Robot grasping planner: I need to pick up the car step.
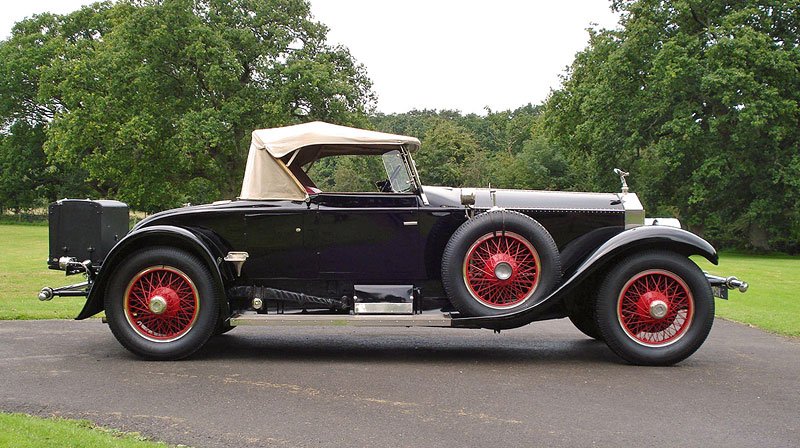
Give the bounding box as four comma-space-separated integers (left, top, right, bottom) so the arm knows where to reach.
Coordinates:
229, 312, 454, 328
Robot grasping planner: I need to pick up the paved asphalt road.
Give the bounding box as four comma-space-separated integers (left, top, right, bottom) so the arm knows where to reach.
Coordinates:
1, 318, 798, 447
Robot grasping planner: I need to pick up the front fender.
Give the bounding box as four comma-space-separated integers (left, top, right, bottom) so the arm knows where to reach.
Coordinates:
75, 225, 228, 320
453, 225, 718, 330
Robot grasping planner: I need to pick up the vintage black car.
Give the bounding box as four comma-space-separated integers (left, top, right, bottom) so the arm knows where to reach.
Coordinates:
40, 121, 748, 365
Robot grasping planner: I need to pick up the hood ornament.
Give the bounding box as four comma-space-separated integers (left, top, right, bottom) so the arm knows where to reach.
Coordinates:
614, 168, 630, 195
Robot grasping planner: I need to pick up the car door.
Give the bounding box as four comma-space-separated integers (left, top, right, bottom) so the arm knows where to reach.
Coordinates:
243, 201, 316, 280
309, 193, 423, 282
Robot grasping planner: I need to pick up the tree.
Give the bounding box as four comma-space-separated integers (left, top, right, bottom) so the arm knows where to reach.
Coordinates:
0, 9, 99, 211
460, 104, 542, 155
308, 155, 384, 192
0, 123, 46, 212
490, 136, 574, 191
415, 119, 488, 187
370, 105, 556, 191
544, 0, 800, 251
0, 0, 374, 212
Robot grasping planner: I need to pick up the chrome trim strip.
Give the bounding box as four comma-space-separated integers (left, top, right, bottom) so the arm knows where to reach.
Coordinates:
354, 302, 414, 314
472, 207, 622, 213
645, 218, 682, 228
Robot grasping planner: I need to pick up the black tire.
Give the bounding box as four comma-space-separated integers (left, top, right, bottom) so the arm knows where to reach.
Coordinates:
104, 247, 220, 360
213, 318, 235, 336
441, 210, 561, 317
566, 298, 603, 341
595, 250, 714, 366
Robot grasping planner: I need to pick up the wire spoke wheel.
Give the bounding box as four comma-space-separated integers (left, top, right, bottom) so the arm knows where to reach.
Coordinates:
124, 266, 199, 343
617, 269, 694, 347
463, 231, 541, 309
442, 210, 560, 318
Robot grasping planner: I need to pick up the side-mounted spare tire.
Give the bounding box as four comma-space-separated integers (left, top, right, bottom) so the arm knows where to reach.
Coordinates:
441, 210, 561, 317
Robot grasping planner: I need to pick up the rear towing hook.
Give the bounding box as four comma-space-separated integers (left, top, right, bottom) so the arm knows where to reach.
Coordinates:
704, 272, 749, 300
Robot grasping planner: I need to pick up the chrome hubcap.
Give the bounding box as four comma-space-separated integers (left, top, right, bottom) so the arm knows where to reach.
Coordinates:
649, 300, 668, 319
494, 262, 513, 281
149, 295, 168, 314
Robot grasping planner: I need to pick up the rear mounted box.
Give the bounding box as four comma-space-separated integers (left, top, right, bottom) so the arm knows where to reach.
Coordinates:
48, 199, 129, 270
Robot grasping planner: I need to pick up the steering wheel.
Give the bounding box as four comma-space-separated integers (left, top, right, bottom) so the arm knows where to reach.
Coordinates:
375, 164, 406, 192
375, 179, 392, 192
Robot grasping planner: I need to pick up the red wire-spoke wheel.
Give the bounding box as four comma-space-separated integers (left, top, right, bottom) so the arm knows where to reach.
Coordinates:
616, 269, 694, 347
123, 266, 200, 343
596, 251, 714, 366
442, 210, 560, 318
462, 231, 541, 309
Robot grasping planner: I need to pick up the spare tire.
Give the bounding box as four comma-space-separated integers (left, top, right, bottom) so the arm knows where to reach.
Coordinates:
441, 210, 561, 317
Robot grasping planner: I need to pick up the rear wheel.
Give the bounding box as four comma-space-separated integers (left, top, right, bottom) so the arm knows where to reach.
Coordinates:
441, 210, 561, 317
566, 299, 603, 341
595, 251, 714, 366
213, 317, 235, 336
105, 247, 219, 360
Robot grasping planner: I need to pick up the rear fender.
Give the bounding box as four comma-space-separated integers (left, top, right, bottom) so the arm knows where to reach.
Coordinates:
453, 226, 718, 330
76, 225, 230, 320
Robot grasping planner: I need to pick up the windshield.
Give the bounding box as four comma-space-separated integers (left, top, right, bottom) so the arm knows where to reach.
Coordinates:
382, 150, 414, 193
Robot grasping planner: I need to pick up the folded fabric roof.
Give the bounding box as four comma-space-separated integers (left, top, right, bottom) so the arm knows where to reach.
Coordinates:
240, 121, 420, 200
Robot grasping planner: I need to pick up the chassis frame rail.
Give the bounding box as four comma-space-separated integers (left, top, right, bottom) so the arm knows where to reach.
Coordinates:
230, 312, 457, 328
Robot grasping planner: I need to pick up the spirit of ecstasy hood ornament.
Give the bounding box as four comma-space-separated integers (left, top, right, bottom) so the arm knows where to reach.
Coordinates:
614, 168, 630, 195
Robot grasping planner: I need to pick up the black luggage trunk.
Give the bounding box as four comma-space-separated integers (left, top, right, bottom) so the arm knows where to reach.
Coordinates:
48, 199, 129, 270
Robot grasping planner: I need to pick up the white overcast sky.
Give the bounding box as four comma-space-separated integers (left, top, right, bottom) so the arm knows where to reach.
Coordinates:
1, 0, 620, 115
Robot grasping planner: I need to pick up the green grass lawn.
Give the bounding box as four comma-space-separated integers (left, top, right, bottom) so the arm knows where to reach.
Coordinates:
0, 413, 174, 448
693, 252, 800, 337
0, 224, 87, 319
0, 223, 797, 336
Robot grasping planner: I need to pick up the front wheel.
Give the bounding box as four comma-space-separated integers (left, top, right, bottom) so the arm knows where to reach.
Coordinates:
595, 250, 714, 366
104, 247, 220, 360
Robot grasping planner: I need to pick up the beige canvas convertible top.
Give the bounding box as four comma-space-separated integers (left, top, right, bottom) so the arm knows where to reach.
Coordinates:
240, 121, 421, 200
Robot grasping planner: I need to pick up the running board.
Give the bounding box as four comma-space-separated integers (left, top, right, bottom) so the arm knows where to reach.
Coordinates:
229, 312, 454, 328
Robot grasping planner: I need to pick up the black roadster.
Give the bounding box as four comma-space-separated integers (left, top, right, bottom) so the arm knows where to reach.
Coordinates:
40, 121, 747, 365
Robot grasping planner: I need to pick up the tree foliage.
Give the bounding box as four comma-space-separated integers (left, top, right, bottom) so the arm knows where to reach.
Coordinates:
414, 119, 486, 187
370, 106, 558, 190
1, 0, 797, 253
545, 0, 800, 251
309, 155, 384, 192
0, 0, 374, 212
